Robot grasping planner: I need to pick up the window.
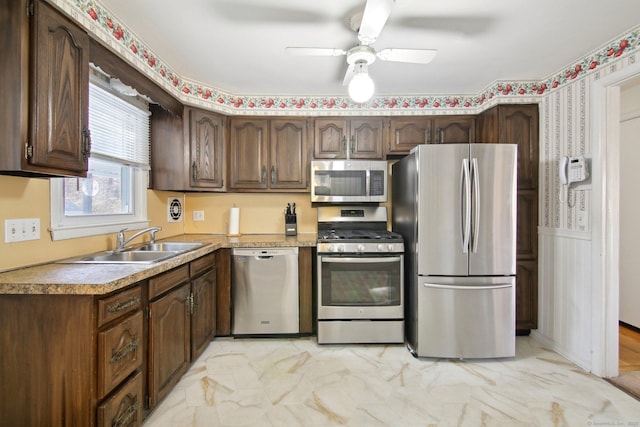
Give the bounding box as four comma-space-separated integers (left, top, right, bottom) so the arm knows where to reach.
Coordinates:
50, 77, 151, 240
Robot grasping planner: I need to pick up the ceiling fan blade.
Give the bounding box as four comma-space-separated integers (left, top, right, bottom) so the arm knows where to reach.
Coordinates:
377, 48, 437, 64
285, 47, 347, 57
342, 64, 356, 86
358, 0, 395, 45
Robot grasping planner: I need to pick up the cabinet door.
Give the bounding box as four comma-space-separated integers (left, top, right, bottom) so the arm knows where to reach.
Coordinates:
498, 105, 539, 190
148, 284, 191, 408
270, 119, 309, 189
216, 248, 232, 336
187, 108, 225, 189
386, 117, 432, 155
229, 119, 269, 189
191, 268, 216, 360
29, 0, 89, 175
433, 116, 475, 144
314, 118, 348, 158
516, 260, 538, 331
350, 118, 383, 159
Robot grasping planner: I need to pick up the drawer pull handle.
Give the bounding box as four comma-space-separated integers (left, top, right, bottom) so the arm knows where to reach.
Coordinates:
113, 401, 140, 427
107, 297, 140, 313
110, 338, 140, 364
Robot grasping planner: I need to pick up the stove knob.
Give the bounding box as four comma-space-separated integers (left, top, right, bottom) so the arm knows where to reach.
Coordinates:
377, 244, 384, 252
388, 244, 395, 252
337, 245, 345, 252
357, 244, 365, 252
328, 244, 335, 252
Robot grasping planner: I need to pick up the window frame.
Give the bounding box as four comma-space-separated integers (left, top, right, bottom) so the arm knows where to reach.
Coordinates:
49, 73, 151, 241
49, 168, 149, 241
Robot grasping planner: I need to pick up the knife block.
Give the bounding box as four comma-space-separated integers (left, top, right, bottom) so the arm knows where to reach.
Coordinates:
285, 213, 297, 236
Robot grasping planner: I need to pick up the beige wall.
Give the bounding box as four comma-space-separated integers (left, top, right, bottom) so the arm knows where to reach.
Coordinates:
0, 173, 326, 271
0, 170, 400, 271
0, 174, 183, 271
183, 193, 316, 235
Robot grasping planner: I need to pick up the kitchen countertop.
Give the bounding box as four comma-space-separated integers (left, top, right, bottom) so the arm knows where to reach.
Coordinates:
0, 233, 317, 296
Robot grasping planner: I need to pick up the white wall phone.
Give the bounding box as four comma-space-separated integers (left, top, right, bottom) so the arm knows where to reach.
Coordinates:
558, 155, 589, 204
559, 155, 589, 185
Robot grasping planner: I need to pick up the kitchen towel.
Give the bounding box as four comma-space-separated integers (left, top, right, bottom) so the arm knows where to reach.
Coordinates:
228, 207, 240, 236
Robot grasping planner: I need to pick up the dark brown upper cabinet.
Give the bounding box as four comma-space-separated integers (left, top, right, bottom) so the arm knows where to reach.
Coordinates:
229, 118, 309, 191
432, 116, 476, 144
1, 0, 90, 177
151, 106, 226, 191
313, 118, 383, 159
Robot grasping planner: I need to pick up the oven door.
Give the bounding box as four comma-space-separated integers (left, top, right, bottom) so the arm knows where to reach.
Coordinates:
317, 254, 404, 320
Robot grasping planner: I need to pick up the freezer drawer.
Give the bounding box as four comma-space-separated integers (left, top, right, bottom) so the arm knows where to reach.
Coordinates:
413, 276, 515, 358
232, 248, 299, 335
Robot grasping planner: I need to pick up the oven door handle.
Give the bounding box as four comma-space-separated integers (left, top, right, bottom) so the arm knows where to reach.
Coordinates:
320, 256, 402, 263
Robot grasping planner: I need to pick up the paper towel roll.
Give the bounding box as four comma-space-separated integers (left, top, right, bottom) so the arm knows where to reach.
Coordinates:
228, 207, 240, 236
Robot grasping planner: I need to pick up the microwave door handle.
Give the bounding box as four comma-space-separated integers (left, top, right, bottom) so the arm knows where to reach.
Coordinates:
366, 169, 370, 198
461, 158, 471, 253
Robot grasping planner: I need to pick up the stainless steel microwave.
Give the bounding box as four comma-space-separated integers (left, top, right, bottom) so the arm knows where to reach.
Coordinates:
310, 160, 388, 203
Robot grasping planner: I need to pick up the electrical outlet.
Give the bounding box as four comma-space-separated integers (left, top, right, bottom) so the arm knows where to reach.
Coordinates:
193, 210, 205, 221
577, 210, 587, 230
4, 218, 41, 243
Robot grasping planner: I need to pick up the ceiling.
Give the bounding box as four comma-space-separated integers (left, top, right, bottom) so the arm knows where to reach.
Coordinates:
98, 0, 640, 98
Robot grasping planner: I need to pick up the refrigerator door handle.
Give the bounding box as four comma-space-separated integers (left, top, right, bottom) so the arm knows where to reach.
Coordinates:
460, 158, 471, 253
471, 157, 480, 253
423, 283, 513, 291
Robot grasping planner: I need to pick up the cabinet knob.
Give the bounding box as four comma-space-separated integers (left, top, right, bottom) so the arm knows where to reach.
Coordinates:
271, 165, 276, 185
192, 161, 198, 181
261, 165, 266, 184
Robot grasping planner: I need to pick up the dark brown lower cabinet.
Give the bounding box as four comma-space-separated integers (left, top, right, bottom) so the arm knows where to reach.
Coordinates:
147, 253, 217, 409
190, 256, 217, 360
0, 251, 219, 426
148, 283, 191, 408
97, 371, 144, 427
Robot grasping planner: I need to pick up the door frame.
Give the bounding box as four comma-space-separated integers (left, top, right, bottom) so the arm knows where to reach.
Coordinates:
591, 59, 640, 377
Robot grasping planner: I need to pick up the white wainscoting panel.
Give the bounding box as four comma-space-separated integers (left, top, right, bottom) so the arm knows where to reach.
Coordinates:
533, 228, 593, 371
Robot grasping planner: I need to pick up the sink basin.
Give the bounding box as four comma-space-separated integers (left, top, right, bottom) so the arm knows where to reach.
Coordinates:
61, 250, 178, 264
136, 242, 204, 252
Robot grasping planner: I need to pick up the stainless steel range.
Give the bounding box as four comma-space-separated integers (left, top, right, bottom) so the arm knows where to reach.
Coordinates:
316, 205, 404, 344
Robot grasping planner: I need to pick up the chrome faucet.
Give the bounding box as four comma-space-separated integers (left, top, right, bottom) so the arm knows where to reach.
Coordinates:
115, 226, 162, 252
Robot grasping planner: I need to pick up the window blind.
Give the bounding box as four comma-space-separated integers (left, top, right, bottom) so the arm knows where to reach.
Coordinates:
88, 83, 150, 168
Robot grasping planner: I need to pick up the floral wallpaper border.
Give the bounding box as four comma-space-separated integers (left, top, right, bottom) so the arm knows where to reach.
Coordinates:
60, 0, 640, 115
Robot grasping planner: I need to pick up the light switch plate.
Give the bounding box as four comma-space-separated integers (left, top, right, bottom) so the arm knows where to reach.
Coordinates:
193, 210, 205, 221
4, 218, 41, 243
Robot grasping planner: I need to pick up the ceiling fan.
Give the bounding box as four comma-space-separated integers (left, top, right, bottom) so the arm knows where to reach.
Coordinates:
285, 0, 437, 103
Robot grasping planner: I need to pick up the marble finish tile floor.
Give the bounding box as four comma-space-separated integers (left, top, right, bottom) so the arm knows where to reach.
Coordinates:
143, 336, 640, 427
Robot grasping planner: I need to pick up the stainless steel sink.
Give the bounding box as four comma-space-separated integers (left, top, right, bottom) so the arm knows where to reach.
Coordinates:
57, 241, 205, 264
59, 250, 178, 264
135, 242, 204, 252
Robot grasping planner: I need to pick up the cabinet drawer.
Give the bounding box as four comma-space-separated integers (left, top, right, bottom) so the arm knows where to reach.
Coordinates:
190, 253, 215, 278
149, 264, 189, 300
97, 370, 143, 427
97, 286, 142, 327
98, 311, 143, 399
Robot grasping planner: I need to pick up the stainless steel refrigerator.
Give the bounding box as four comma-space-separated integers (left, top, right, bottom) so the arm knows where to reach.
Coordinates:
392, 143, 517, 358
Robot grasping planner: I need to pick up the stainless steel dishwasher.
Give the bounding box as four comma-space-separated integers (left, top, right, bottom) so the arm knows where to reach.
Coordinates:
232, 247, 299, 335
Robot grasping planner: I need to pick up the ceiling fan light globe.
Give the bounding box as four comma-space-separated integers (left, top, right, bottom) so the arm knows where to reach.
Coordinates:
348, 72, 375, 103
